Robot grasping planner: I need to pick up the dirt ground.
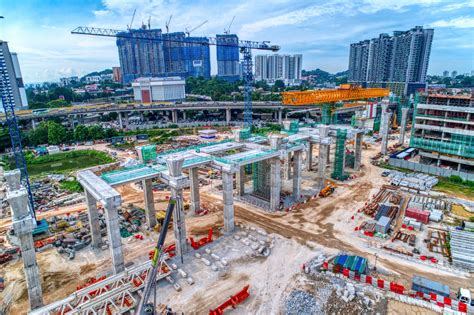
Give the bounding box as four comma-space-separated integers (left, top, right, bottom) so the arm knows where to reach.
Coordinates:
1, 135, 472, 314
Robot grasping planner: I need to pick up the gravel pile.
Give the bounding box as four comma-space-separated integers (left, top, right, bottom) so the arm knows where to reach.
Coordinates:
285, 290, 319, 315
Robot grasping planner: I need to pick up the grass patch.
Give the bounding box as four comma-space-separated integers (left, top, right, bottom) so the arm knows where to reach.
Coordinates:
59, 179, 83, 193
5, 150, 113, 177
433, 178, 474, 200
376, 161, 410, 173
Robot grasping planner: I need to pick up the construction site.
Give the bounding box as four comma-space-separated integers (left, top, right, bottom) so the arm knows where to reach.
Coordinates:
0, 15, 473, 315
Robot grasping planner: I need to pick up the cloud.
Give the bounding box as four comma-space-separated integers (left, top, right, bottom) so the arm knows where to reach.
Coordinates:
430, 16, 474, 28
441, 0, 474, 11
359, 0, 442, 13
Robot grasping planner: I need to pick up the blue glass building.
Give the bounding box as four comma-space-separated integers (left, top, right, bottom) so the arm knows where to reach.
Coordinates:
216, 34, 240, 82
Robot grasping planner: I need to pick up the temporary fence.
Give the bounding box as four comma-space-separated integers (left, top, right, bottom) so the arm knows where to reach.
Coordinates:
320, 262, 473, 314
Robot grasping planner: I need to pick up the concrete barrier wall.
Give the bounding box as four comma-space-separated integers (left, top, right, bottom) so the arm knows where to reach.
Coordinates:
388, 158, 474, 181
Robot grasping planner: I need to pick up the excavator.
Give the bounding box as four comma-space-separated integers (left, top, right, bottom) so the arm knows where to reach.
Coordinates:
319, 180, 337, 197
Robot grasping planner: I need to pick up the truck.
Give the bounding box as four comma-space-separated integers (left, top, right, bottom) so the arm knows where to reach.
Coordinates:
412, 276, 473, 306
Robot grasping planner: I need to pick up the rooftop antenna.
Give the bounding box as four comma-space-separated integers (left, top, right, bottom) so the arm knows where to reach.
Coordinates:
165, 15, 172, 33
224, 16, 235, 34
185, 20, 208, 37
127, 9, 136, 30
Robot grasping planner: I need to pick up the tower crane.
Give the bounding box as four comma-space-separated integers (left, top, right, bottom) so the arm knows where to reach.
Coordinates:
185, 20, 208, 37
0, 32, 36, 217
71, 26, 280, 127
224, 16, 235, 34
165, 15, 172, 33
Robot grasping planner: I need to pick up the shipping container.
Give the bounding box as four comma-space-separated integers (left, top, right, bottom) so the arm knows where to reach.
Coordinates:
405, 208, 430, 224
376, 216, 391, 234
412, 276, 450, 297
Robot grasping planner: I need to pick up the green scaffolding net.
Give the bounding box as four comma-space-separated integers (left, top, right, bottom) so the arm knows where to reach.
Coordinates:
141, 145, 157, 162
239, 128, 251, 140
410, 135, 474, 159
252, 160, 271, 201
322, 103, 332, 125
331, 129, 349, 181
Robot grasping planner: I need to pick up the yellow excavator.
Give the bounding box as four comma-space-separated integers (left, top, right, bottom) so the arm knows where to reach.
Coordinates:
319, 180, 337, 197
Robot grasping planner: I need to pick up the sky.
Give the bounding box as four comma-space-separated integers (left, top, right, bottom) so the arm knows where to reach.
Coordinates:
0, 0, 473, 83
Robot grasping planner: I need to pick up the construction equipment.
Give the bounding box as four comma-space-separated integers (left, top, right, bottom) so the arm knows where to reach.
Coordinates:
189, 228, 213, 250
224, 16, 236, 34
136, 199, 176, 314
282, 85, 389, 125
209, 285, 250, 315
0, 32, 36, 218
185, 20, 208, 37
165, 15, 172, 33
319, 180, 337, 197
71, 26, 279, 127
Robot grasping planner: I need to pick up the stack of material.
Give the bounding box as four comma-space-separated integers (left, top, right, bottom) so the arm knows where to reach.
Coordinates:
409, 195, 449, 211
450, 230, 474, 271
388, 171, 438, 191
429, 210, 443, 222
402, 218, 422, 230
405, 208, 430, 224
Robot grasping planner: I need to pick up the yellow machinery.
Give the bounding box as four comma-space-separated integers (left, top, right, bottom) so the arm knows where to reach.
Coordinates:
319, 180, 337, 197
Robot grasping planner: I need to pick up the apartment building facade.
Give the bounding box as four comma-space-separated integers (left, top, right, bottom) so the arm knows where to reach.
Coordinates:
216, 34, 240, 82
254, 54, 302, 86
348, 26, 434, 96
411, 93, 474, 173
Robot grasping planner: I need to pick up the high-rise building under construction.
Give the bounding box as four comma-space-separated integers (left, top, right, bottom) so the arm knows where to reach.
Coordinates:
117, 27, 210, 84
0, 40, 28, 109
348, 26, 434, 96
216, 34, 240, 82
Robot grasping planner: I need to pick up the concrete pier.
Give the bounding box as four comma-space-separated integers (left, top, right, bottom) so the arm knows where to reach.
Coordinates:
306, 142, 313, 171
172, 109, 178, 124
226, 108, 231, 125
104, 203, 125, 273
142, 178, 157, 228
285, 152, 292, 180
222, 171, 235, 232
399, 107, 409, 145
269, 135, 282, 211
189, 167, 200, 214
118, 112, 128, 130
317, 125, 331, 190
85, 190, 103, 248
235, 166, 245, 196
292, 150, 302, 200
6, 170, 43, 310
278, 108, 283, 125
381, 111, 392, 155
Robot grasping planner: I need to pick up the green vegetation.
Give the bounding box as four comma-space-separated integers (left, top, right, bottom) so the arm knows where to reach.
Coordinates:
5, 150, 113, 177
251, 123, 282, 135
59, 179, 84, 193
427, 74, 473, 88
434, 176, 474, 199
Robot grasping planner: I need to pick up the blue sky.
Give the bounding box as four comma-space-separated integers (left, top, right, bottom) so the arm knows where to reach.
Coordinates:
0, 0, 473, 83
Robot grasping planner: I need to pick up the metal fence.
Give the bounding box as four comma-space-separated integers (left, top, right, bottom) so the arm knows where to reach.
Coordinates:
388, 158, 474, 181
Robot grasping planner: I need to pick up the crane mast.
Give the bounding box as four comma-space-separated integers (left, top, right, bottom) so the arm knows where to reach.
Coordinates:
0, 46, 36, 218
71, 26, 280, 127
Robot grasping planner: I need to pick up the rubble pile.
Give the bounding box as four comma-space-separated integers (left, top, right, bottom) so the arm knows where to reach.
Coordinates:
285, 290, 319, 314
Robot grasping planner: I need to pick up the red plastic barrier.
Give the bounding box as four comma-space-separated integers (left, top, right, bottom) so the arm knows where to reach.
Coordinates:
322, 261, 328, 269
430, 293, 437, 301
377, 279, 384, 289
459, 302, 467, 313
436, 302, 444, 307
365, 275, 372, 285
416, 291, 424, 297
354, 274, 361, 282
444, 297, 452, 306
209, 285, 250, 315
342, 268, 350, 277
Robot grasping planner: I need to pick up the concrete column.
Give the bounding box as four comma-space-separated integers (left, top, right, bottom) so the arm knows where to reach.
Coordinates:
278, 108, 283, 125
166, 157, 187, 261
189, 167, 200, 214
306, 142, 313, 171
7, 185, 43, 310
270, 157, 281, 211
354, 132, 363, 171
381, 112, 392, 155
172, 109, 178, 124
68, 116, 75, 129
142, 178, 157, 228
183, 111, 187, 120
285, 152, 292, 180
317, 125, 330, 190
85, 190, 103, 249
104, 204, 125, 274
226, 108, 231, 125
31, 119, 38, 130
222, 171, 235, 233
118, 112, 123, 129
139, 111, 145, 122
235, 166, 245, 196
399, 107, 409, 145
292, 150, 302, 201
170, 186, 187, 260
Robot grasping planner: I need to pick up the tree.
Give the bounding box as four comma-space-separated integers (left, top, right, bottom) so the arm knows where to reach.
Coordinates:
27, 122, 49, 146
88, 125, 105, 140
47, 99, 70, 108
47, 121, 67, 145
74, 125, 90, 141
273, 80, 285, 91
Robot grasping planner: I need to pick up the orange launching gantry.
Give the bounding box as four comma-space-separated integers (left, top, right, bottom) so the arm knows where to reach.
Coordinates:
282, 84, 390, 106
281, 84, 389, 123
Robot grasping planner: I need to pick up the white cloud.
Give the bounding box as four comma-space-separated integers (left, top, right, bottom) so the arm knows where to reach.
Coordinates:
430, 16, 474, 28
441, 0, 474, 11
359, 0, 442, 13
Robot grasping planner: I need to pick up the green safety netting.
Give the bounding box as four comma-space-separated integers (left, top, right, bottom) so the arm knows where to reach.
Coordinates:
141, 145, 157, 162
410, 136, 474, 159
101, 164, 165, 185
155, 139, 233, 159
331, 129, 349, 180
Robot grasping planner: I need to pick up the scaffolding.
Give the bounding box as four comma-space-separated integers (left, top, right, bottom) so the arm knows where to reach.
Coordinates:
410, 135, 474, 159
141, 145, 157, 162
239, 128, 251, 140
322, 103, 332, 125
331, 129, 349, 180
351, 115, 356, 127
252, 160, 270, 201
